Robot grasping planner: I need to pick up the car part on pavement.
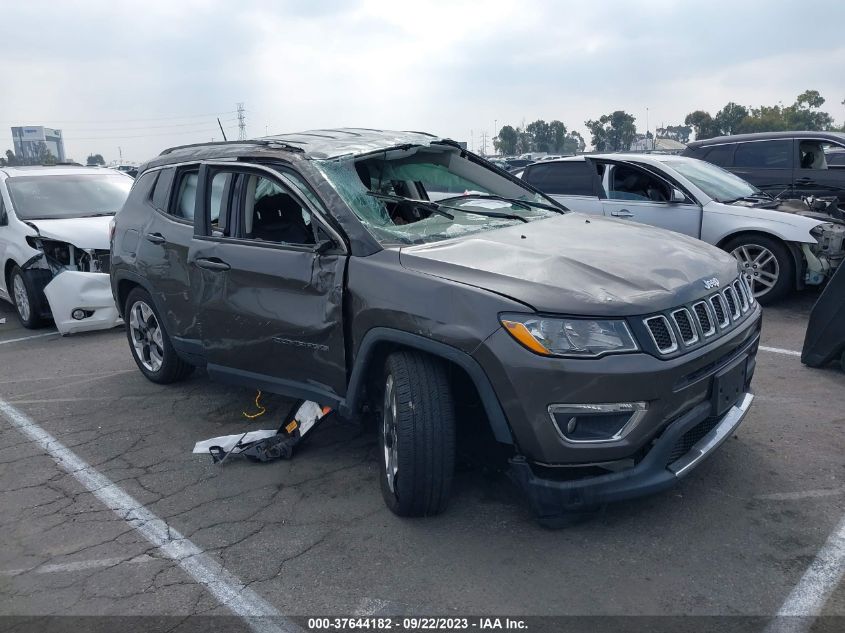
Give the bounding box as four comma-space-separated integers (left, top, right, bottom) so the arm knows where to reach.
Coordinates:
802, 258, 845, 370
192, 400, 332, 463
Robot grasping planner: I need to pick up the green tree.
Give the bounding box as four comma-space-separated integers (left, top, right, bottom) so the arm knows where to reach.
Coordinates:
493, 125, 518, 155
525, 120, 552, 152
783, 90, 834, 130
715, 102, 749, 135
585, 110, 637, 151
86, 153, 105, 166
563, 130, 585, 154
656, 125, 691, 143
684, 110, 720, 140
0, 149, 20, 166
548, 120, 568, 153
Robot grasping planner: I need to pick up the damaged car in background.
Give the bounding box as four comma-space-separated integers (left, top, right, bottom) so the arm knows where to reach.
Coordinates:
517, 155, 845, 303
0, 165, 132, 333
111, 129, 762, 525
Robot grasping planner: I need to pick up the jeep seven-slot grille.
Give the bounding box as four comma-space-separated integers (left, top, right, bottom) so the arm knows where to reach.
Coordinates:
640, 276, 756, 358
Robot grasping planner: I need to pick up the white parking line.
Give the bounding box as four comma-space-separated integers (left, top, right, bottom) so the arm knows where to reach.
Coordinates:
759, 345, 802, 357
0, 554, 154, 576
756, 488, 845, 501
0, 331, 59, 346
765, 512, 845, 633
0, 397, 300, 633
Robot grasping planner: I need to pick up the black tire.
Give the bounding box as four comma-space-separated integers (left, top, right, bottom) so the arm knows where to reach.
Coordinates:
124, 287, 194, 384
9, 265, 47, 329
723, 234, 794, 305
378, 351, 456, 517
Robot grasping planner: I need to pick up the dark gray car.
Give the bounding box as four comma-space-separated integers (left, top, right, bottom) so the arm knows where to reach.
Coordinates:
110, 129, 761, 524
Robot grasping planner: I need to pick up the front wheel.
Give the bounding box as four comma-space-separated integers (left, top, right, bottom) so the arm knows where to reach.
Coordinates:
724, 235, 793, 305
124, 287, 194, 384
379, 351, 456, 517
10, 266, 46, 329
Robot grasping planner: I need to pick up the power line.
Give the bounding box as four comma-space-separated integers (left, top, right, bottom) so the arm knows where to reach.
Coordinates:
58, 126, 238, 142
0, 110, 238, 125
57, 118, 239, 133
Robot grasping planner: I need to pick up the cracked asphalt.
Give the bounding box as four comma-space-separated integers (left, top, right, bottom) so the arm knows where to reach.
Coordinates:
0, 292, 842, 623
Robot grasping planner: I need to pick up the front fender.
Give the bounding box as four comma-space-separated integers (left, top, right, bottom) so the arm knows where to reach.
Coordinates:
702, 201, 821, 245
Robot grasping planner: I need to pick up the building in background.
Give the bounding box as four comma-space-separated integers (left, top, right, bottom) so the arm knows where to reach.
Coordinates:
11, 126, 66, 163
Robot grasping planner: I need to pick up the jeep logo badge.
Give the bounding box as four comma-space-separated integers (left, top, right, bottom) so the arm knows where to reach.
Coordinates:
703, 278, 720, 289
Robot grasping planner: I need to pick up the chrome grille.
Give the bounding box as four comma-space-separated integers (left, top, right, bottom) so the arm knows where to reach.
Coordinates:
723, 287, 740, 320
693, 301, 715, 337
644, 316, 678, 353
672, 308, 698, 345
641, 276, 757, 357
733, 280, 748, 312
710, 294, 728, 328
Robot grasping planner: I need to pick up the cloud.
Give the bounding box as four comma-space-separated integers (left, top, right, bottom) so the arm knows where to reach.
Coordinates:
0, 0, 843, 162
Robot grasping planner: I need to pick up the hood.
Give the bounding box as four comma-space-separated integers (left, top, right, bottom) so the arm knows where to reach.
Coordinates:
399, 214, 740, 316
27, 216, 112, 250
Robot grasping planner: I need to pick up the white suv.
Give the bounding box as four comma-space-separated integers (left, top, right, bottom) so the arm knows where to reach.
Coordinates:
0, 165, 132, 332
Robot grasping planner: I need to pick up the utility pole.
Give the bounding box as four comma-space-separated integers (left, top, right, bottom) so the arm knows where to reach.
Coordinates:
118, 146, 123, 163
237, 103, 247, 140
646, 107, 650, 150
480, 131, 488, 156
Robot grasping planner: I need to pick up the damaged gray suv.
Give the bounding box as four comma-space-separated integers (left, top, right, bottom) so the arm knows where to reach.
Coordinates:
111, 129, 762, 523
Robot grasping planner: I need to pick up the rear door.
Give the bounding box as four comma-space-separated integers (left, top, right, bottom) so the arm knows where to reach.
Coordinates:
795, 138, 845, 199
593, 159, 703, 238
189, 162, 348, 402
731, 139, 795, 198
134, 165, 200, 343
520, 161, 603, 214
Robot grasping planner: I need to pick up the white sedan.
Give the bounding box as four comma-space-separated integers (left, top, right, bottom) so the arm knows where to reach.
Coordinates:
516, 155, 845, 303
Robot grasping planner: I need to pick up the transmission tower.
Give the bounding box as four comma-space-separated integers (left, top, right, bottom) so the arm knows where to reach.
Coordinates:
236, 103, 246, 140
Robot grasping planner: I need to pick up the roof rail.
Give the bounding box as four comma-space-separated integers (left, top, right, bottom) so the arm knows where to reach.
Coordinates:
159, 139, 305, 156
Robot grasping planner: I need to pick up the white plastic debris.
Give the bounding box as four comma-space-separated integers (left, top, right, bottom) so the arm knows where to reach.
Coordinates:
43, 271, 122, 335
295, 400, 325, 435
192, 429, 277, 455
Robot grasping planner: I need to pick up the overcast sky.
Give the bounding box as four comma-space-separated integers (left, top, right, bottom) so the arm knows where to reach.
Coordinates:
1, 0, 843, 163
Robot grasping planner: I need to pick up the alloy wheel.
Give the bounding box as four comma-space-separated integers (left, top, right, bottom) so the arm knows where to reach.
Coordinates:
128, 300, 164, 372
382, 374, 399, 494
12, 274, 30, 322
731, 244, 780, 298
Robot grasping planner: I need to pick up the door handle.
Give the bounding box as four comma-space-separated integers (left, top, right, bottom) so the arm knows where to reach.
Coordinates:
195, 257, 231, 272
145, 232, 165, 244
610, 209, 633, 218
795, 177, 815, 185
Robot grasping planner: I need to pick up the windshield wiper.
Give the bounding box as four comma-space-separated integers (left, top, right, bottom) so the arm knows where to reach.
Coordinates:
438, 193, 566, 214
367, 191, 529, 223
722, 194, 772, 204
366, 192, 454, 220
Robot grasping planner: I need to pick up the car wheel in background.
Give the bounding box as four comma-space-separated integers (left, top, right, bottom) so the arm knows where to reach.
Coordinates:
124, 287, 194, 384
723, 234, 793, 305
379, 351, 456, 517
10, 265, 46, 329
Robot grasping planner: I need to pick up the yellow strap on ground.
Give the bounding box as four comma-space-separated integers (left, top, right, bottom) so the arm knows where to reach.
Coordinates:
242, 389, 267, 420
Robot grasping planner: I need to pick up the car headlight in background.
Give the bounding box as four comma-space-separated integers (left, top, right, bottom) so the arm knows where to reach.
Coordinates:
500, 314, 639, 357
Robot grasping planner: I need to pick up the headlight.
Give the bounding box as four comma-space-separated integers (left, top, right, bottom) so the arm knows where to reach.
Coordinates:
500, 313, 639, 358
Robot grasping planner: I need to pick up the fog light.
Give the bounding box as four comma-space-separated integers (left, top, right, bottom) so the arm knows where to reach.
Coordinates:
548, 402, 647, 444
71, 309, 87, 320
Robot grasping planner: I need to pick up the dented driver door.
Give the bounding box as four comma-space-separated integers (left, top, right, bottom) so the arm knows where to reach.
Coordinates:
189, 163, 348, 403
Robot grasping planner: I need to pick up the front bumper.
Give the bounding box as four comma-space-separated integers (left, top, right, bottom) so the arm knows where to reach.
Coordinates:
43, 272, 122, 335
509, 392, 754, 516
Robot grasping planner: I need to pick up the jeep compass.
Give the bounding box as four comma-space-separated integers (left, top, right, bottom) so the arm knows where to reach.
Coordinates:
110, 129, 761, 523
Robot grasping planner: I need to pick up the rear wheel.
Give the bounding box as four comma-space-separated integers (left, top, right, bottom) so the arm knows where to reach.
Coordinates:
379, 351, 456, 517
10, 266, 46, 329
724, 234, 793, 305
124, 287, 193, 384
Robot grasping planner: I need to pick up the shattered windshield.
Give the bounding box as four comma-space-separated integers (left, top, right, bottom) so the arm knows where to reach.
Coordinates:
660, 159, 763, 203
316, 145, 562, 245
7, 173, 133, 220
